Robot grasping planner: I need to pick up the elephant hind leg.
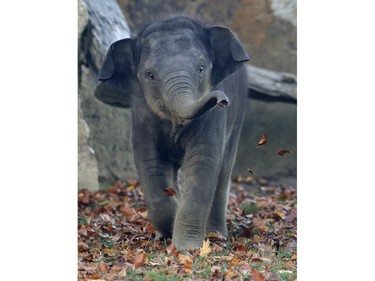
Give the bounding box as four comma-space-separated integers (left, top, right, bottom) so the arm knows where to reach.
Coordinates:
206, 132, 241, 237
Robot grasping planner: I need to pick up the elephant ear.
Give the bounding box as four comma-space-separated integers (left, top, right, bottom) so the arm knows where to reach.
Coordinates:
95, 38, 139, 108
207, 26, 250, 86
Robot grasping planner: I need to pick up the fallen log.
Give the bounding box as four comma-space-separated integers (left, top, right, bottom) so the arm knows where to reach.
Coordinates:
246, 64, 297, 104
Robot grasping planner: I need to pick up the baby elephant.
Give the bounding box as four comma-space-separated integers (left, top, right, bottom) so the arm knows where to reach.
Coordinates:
95, 16, 249, 249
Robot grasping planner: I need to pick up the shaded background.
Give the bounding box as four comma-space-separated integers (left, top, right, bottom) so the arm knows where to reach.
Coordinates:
78, 0, 297, 190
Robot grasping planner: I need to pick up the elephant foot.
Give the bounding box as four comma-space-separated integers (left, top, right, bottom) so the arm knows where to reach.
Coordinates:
206, 224, 228, 238
172, 235, 205, 250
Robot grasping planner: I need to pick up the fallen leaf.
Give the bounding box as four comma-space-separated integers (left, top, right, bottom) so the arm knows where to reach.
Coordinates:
178, 254, 193, 273
88, 273, 102, 280
163, 187, 177, 197
178, 254, 193, 265
276, 149, 292, 156
238, 261, 251, 275
199, 239, 212, 257
78, 240, 89, 251
225, 267, 240, 280
272, 211, 285, 221
145, 223, 156, 233
78, 191, 90, 204
253, 217, 267, 227
120, 205, 136, 218
232, 242, 247, 253
258, 133, 267, 145
211, 267, 223, 279
230, 256, 240, 266
133, 252, 148, 268
251, 258, 263, 264
206, 232, 226, 240
212, 243, 224, 252
251, 268, 265, 281
127, 178, 139, 187
98, 261, 108, 273
166, 243, 179, 256
118, 268, 127, 277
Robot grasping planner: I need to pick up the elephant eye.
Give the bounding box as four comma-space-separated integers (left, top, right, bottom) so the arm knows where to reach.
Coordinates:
198, 65, 205, 77
145, 70, 157, 85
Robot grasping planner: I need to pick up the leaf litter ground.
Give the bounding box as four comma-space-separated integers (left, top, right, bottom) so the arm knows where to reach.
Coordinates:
78, 177, 296, 280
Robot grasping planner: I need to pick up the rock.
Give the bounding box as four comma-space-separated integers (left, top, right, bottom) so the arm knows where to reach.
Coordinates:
78, 0, 137, 186
78, 0, 99, 191
270, 0, 297, 26
78, 100, 99, 191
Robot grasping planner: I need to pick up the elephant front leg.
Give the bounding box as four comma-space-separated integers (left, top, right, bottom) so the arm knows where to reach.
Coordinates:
136, 161, 178, 238
172, 156, 221, 249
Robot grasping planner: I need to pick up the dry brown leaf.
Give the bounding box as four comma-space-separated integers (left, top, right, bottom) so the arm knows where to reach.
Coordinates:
78, 241, 89, 251
88, 273, 102, 280
118, 268, 127, 277
127, 178, 139, 186
199, 239, 212, 257
134, 252, 148, 268
232, 242, 247, 253
98, 261, 108, 273
211, 267, 223, 279
163, 187, 177, 197
258, 133, 267, 145
178, 254, 193, 265
251, 258, 263, 264
230, 256, 240, 266
276, 149, 292, 156
238, 261, 251, 275
178, 253, 193, 273
166, 243, 179, 256
225, 267, 240, 280
78, 191, 90, 204
252, 217, 267, 227
120, 205, 135, 218
251, 268, 265, 281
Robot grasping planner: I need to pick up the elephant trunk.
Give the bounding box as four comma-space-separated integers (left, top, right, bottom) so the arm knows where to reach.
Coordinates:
164, 77, 229, 120
174, 90, 229, 120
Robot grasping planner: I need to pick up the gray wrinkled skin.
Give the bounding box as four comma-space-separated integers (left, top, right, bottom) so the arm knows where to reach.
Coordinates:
95, 16, 249, 250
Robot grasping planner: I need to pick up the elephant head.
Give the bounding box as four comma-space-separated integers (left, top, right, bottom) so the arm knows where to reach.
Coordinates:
95, 16, 249, 122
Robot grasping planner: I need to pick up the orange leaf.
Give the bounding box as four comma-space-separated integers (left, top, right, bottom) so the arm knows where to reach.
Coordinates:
163, 187, 177, 197
251, 268, 265, 281
120, 205, 136, 218
178, 253, 193, 273
232, 242, 247, 254
134, 252, 148, 268
88, 273, 102, 280
225, 268, 240, 280
258, 133, 267, 145
178, 254, 193, 265
276, 149, 292, 156
98, 261, 108, 273
166, 243, 179, 256
199, 239, 212, 257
